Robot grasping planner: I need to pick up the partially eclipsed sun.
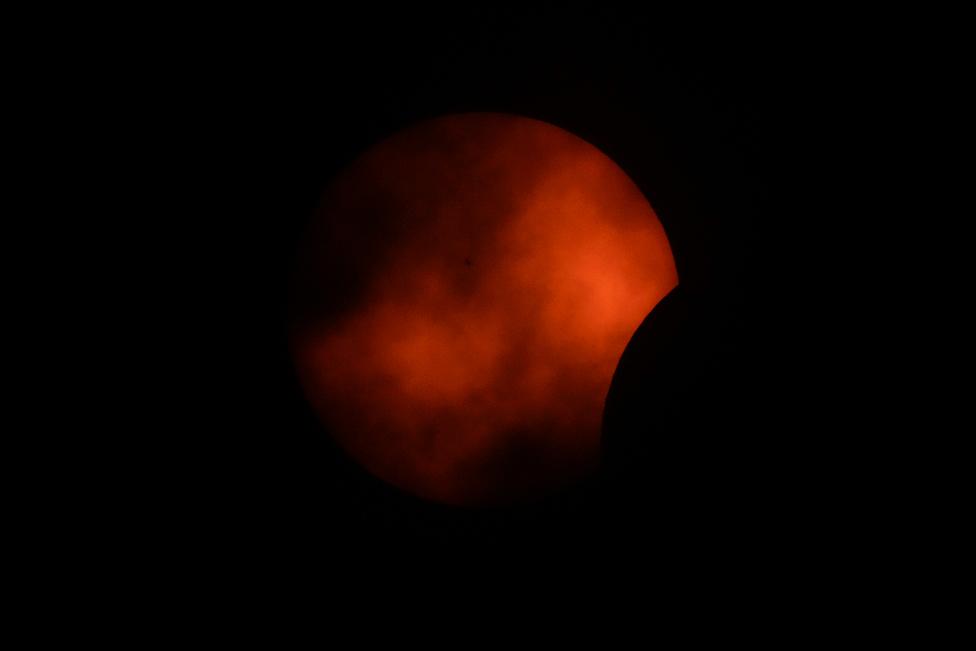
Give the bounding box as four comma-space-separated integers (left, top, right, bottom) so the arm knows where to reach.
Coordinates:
290, 113, 678, 506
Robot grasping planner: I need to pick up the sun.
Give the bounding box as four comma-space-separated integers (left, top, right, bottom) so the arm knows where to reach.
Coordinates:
290, 113, 677, 505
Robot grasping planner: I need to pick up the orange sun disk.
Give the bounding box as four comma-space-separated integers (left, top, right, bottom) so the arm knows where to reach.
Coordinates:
290, 113, 677, 506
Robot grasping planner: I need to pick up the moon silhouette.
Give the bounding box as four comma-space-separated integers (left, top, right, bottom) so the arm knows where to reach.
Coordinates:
290, 113, 678, 506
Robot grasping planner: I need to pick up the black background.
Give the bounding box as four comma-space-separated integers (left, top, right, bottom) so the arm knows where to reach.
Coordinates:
162, 5, 850, 580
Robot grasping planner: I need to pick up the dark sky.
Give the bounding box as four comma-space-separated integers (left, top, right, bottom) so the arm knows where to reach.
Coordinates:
157, 6, 865, 581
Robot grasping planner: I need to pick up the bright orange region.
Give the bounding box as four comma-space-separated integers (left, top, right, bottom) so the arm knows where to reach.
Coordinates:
290, 113, 678, 505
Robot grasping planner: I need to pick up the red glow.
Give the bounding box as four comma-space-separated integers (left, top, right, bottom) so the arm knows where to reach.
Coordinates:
290, 113, 677, 505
